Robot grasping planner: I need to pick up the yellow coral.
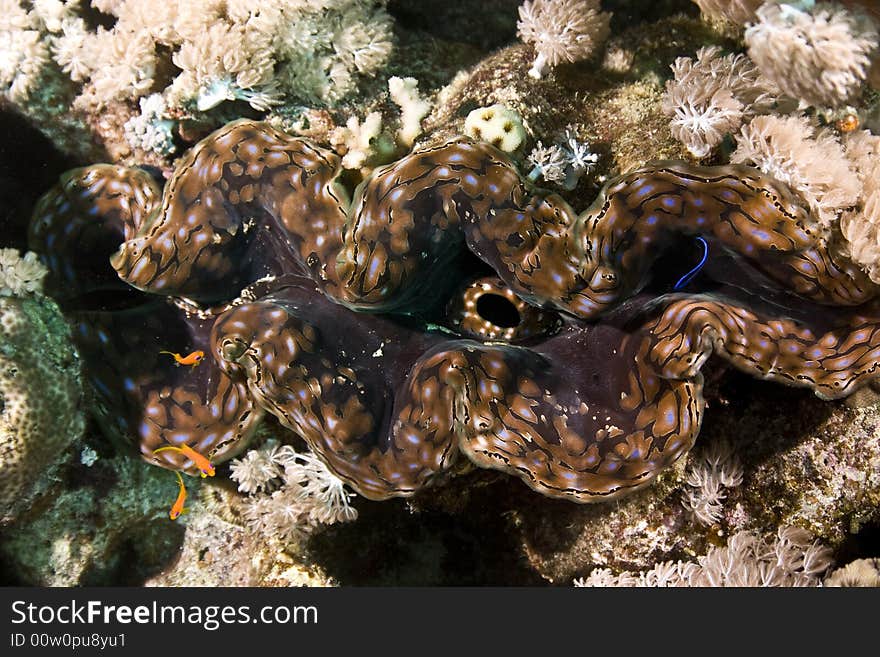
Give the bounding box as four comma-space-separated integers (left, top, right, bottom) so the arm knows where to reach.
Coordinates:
464, 104, 526, 152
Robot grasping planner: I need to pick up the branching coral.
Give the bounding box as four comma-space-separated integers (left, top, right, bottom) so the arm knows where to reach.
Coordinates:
516, 0, 611, 79
388, 76, 430, 148
29, 120, 880, 505
574, 526, 834, 586
838, 129, 880, 282
329, 111, 391, 170
681, 439, 743, 526
745, 1, 879, 108
0, 249, 48, 297
662, 46, 779, 158
2, 0, 395, 159
236, 440, 357, 541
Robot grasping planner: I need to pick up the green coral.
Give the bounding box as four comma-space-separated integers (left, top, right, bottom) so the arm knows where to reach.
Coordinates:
0, 454, 184, 585
0, 293, 83, 524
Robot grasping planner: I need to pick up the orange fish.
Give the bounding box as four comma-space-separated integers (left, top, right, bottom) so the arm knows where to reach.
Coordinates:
168, 471, 188, 520
153, 444, 215, 478
159, 349, 205, 368
835, 113, 860, 133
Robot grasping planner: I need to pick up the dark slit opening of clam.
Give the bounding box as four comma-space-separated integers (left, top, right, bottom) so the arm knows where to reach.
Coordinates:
448, 276, 560, 342
476, 293, 520, 328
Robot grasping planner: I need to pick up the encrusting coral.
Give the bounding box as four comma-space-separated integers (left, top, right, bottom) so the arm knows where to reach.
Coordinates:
0, 452, 183, 585
0, 277, 83, 524
28, 118, 880, 507
464, 104, 526, 153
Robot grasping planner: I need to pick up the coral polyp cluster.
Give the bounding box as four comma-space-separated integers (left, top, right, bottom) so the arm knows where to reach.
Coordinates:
28, 119, 880, 505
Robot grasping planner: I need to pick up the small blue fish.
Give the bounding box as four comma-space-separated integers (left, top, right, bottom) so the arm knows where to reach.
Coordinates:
674, 236, 709, 291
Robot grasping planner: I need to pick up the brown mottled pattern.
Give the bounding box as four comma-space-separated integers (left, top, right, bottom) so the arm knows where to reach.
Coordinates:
66, 304, 264, 476
29, 119, 880, 502
211, 276, 458, 498
29, 165, 161, 300
27, 160, 263, 476
335, 139, 527, 309
447, 334, 701, 501
110, 121, 874, 319
567, 164, 876, 316
211, 277, 701, 501
646, 296, 880, 400
112, 120, 349, 299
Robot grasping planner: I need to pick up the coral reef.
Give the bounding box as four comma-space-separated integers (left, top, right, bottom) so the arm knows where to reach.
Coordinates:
825, 557, 880, 586
681, 439, 743, 526
1, 0, 396, 161
0, 289, 83, 525
730, 114, 861, 232
526, 128, 598, 188
0, 453, 184, 585
661, 46, 778, 158
661, 3, 880, 285
0, 248, 47, 296
234, 440, 358, 540
493, 376, 880, 582
143, 489, 334, 587
838, 129, 880, 282
690, 0, 763, 26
